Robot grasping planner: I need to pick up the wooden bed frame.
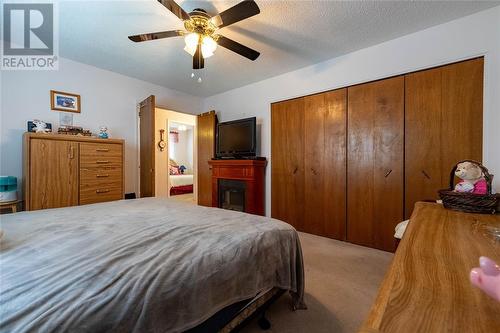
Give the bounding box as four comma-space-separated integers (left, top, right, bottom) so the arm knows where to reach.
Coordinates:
187, 288, 285, 332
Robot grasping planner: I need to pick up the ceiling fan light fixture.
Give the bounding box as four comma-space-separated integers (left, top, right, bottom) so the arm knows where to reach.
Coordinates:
129, 0, 261, 70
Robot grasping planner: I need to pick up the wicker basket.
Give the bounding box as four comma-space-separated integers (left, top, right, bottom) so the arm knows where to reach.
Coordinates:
438, 160, 499, 214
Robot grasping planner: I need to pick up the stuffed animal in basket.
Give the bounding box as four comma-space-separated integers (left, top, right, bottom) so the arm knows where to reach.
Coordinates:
470, 256, 500, 302
454, 161, 487, 195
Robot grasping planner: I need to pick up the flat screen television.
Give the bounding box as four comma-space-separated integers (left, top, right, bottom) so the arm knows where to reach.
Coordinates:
216, 117, 256, 158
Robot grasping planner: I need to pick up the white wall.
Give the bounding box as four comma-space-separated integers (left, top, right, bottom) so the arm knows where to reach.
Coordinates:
0, 57, 202, 195
204, 6, 500, 217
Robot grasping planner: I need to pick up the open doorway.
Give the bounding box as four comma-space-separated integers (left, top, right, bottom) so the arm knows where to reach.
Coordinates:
139, 96, 214, 204
168, 121, 195, 203
153, 107, 197, 203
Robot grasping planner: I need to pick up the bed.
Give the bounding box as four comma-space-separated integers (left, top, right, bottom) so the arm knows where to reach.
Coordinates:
0, 198, 305, 332
170, 174, 194, 195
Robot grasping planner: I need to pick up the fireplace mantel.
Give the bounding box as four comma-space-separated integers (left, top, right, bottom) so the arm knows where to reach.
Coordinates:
208, 159, 267, 216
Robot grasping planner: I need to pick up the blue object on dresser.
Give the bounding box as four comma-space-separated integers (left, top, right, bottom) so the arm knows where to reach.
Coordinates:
0, 176, 18, 202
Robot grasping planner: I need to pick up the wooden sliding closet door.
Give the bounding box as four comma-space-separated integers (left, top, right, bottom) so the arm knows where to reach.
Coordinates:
441, 58, 484, 189
271, 98, 305, 231
303, 89, 347, 239
404, 67, 442, 218
405, 58, 483, 218
347, 77, 404, 252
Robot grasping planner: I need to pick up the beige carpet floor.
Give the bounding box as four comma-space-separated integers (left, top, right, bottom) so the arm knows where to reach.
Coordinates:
241, 232, 393, 333
170, 193, 195, 204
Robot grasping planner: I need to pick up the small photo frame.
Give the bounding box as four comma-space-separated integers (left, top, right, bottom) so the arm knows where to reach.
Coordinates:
27, 121, 52, 132
59, 112, 74, 126
51, 90, 81, 113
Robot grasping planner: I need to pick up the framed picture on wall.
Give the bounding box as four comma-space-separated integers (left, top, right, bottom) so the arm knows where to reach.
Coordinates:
50, 90, 81, 113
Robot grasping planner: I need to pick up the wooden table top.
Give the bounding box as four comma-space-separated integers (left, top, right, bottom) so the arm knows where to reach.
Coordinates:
0, 200, 22, 206
360, 202, 500, 333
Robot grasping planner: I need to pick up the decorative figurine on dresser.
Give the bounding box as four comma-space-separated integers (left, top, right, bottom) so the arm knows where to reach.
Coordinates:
23, 132, 125, 210
98, 126, 109, 139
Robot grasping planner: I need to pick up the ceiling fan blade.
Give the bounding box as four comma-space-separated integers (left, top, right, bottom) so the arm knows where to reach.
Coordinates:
210, 0, 260, 29
216, 35, 260, 61
158, 0, 190, 21
128, 30, 183, 42
193, 43, 204, 69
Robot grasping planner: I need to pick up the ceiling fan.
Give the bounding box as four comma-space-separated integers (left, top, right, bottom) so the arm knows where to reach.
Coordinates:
128, 0, 261, 70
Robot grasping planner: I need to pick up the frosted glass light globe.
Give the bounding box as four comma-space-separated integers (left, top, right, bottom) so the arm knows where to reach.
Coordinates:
201, 35, 217, 58
183, 33, 217, 59
184, 33, 199, 56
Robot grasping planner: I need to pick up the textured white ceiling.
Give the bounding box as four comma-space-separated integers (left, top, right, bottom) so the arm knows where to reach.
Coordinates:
59, 1, 499, 97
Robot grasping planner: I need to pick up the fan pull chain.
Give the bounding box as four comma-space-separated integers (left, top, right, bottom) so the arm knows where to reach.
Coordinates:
190, 70, 203, 83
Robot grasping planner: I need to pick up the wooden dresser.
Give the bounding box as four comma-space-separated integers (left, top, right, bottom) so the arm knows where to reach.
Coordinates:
23, 133, 125, 211
360, 202, 500, 333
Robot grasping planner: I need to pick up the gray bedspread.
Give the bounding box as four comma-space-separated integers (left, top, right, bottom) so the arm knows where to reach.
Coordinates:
0, 198, 305, 333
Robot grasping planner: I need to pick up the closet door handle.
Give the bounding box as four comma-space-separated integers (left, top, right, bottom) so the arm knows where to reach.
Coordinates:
384, 169, 393, 178
421, 170, 431, 179
311, 168, 317, 175
293, 167, 298, 175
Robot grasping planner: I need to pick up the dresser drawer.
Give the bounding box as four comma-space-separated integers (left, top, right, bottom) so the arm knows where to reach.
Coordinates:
80, 167, 122, 185
80, 157, 122, 168
80, 183, 123, 205
80, 143, 123, 168
80, 142, 122, 157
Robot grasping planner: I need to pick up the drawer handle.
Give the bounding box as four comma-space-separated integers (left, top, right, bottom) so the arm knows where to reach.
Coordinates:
96, 160, 110, 164
96, 148, 110, 152
96, 174, 109, 178
384, 169, 393, 178
96, 189, 110, 194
